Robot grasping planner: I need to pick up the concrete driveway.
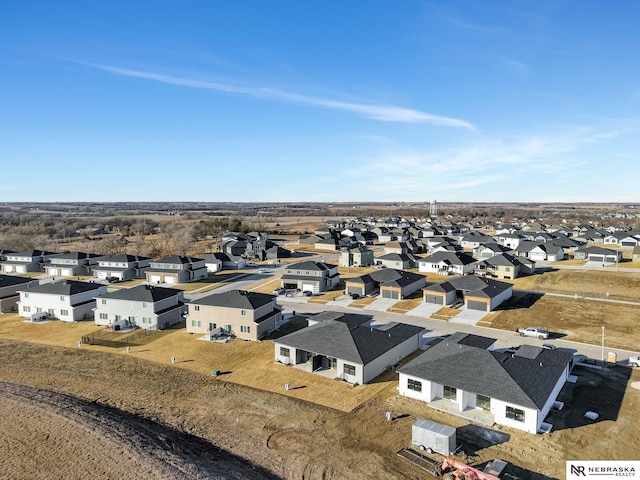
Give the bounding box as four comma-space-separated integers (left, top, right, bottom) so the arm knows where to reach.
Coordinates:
449, 308, 487, 325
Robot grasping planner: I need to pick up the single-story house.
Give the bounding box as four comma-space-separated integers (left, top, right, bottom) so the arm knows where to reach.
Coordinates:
186, 289, 281, 341
474, 243, 513, 259
345, 268, 426, 299
92, 254, 152, 281
280, 261, 340, 293
460, 233, 495, 250
515, 241, 564, 262
0, 274, 39, 312
603, 232, 640, 247
573, 246, 622, 264
94, 284, 186, 330
422, 276, 513, 312
145, 255, 208, 284
275, 312, 423, 384
397, 332, 574, 434
18, 280, 107, 322
418, 251, 477, 276
375, 252, 418, 270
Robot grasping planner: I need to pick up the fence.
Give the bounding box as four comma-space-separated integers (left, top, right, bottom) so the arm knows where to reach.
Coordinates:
81, 327, 155, 348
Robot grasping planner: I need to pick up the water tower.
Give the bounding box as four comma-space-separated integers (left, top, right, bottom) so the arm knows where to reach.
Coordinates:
429, 200, 437, 218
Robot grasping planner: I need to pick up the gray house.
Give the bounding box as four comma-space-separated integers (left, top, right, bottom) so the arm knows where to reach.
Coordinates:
145, 256, 208, 284
423, 276, 513, 312
280, 261, 340, 293
45, 251, 105, 277
274, 312, 423, 385
94, 284, 186, 330
345, 268, 426, 299
375, 252, 418, 270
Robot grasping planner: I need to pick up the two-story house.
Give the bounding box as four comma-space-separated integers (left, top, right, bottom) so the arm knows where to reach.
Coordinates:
186, 289, 281, 341
92, 254, 153, 281
280, 261, 339, 293
145, 255, 208, 284
0, 274, 39, 313
94, 284, 186, 330
1, 249, 57, 273
45, 251, 105, 277
17, 280, 107, 322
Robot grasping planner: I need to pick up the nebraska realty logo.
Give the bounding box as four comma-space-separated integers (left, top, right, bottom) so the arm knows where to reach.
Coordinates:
568, 461, 640, 478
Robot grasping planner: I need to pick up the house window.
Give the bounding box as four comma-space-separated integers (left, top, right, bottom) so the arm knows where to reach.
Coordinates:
191, 320, 201, 328
101, 299, 106, 305
280, 347, 290, 357
48, 309, 54, 316
443, 385, 457, 400
128, 316, 135, 323
194, 305, 200, 311
115, 315, 121, 321
142, 317, 152, 324
240, 309, 246, 316
36, 307, 42, 313
23, 306, 31, 313
506, 406, 525, 423
142, 303, 147, 308
24, 293, 29, 298
99, 313, 108, 320
60, 295, 65, 301
477, 394, 491, 411
60, 309, 69, 316
343, 364, 356, 377
240, 325, 250, 333
223, 324, 232, 333
505, 267, 511, 272
407, 378, 422, 392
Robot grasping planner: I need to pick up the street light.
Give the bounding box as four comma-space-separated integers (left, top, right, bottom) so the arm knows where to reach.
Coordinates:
601, 325, 605, 363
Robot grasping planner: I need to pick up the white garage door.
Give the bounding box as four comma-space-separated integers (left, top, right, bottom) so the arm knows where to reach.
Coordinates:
61, 268, 73, 276
165, 277, 176, 284
149, 275, 161, 283
302, 283, 315, 293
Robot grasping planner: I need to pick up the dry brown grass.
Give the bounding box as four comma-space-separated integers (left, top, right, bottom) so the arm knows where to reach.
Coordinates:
388, 297, 423, 313
348, 296, 377, 308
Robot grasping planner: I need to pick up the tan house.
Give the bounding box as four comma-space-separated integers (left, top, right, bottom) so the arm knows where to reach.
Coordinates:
186, 289, 281, 341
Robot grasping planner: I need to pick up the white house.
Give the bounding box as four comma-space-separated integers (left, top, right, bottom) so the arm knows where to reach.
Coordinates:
145, 256, 208, 284
45, 251, 105, 277
1, 249, 57, 273
274, 312, 423, 385
92, 254, 152, 281
397, 332, 574, 434
17, 280, 107, 322
94, 284, 186, 330
418, 251, 477, 276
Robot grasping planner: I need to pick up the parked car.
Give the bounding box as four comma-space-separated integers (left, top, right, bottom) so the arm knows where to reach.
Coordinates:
302, 290, 313, 296
273, 287, 286, 295
516, 326, 550, 339
542, 343, 557, 350
350, 293, 360, 299
629, 356, 640, 367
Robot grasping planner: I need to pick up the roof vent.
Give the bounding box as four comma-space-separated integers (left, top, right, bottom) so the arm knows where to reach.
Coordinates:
540, 362, 543, 367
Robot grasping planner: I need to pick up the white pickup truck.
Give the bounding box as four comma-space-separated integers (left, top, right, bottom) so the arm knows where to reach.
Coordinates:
629, 356, 640, 367
516, 326, 550, 339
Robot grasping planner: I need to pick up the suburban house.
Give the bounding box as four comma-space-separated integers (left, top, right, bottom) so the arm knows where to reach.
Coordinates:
92, 254, 153, 281
475, 253, 535, 280
0, 274, 39, 313
603, 232, 640, 247
494, 233, 524, 250
274, 312, 423, 385
423, 276, 513, 312
94, 284, 186, 330
17, 280, 107, 322
203, 252, 246, 270
375, 252, 418, 270
280, 260, 340, 293
145, 255, 208, 284
418, 251, 477, 276
0, 249, 16, 261
1, 249, 57, 273
473, 243, 513, 259
515, 241, 565, 262
45, 251, 105, 277
573, 246, 622, 264
339, 246, 375, 267
397, 332, 574, 434
345, 268, 426, 299
185, 289, 281, 341
460, 233, 495, 250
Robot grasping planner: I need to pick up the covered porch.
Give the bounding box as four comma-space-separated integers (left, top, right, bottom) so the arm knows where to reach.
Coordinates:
427, 397, 495, 427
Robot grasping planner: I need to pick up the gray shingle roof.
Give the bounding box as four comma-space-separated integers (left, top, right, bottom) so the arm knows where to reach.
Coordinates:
100, 284, 183, 302
0, 274, 36, 288
421, 251, 476, 266
19, 280, 104, 295
278, 313, 423, 365
191, 289, 275, 310
398, 332, 573, 410
423, 276, 511, 299
104, 254, 151, 262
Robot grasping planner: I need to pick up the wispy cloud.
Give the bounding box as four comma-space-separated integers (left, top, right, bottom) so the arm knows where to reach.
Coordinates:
79, 62, 475, 129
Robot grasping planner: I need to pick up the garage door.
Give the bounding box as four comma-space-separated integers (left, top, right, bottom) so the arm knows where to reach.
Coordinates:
622, 241, 636, 246
589, 255, 604, 262
165, 277, 176, 284
347, 286, 364, 296
302, 283, 315, 293
382, 290, 399, 299
425, 295, 443, 304
467, 300, 488, 311
149, 275, 161, 283
61, 268, 73, 276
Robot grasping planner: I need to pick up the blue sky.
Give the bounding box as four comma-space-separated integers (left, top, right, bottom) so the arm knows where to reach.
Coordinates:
1, 1, 639, 203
